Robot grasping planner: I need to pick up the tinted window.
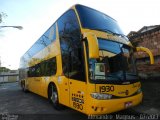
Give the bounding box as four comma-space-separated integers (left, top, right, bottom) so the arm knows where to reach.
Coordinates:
44, 58, 57, 76
48, 25, 56, 42
92, 38, 138, 81
76, 5, 124, 35
19, 68, 28, 80
28, 57, 57, 77
24, 24, 56, 59
98, 39, 121, 54
35, 64, 41, 77
58, 10, 85, 81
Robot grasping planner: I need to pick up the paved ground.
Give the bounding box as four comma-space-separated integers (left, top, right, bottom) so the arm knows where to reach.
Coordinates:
0, 81, 159, 120
0, 82, 86, 120
133, 79, 160, 115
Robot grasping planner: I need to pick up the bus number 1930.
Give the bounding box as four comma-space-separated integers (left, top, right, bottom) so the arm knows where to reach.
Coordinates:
73, 102, 83, 110
100, 86, 114, 93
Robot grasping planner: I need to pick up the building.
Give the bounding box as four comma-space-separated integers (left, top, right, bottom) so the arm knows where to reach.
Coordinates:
0, 70, 19, 83
128, 25, 160, 73
0, 57, 1, 67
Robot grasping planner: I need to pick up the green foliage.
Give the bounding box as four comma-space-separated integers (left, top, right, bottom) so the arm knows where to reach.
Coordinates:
0, 67, 10, 73
0, 12, 7, 23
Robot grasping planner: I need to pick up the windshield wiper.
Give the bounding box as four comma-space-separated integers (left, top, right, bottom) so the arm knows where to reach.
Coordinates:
107, 74, 122, 80
125, 73, 138, 76
125, 73, 138, 80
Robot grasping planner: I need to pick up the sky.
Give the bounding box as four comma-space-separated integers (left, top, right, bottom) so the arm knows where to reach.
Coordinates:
0, 0, 160, 70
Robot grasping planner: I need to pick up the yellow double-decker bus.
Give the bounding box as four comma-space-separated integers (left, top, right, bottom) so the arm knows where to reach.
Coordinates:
19, 4, 154, 115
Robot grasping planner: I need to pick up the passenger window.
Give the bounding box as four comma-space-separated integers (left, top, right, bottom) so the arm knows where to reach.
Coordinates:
27, 57, 57, 77
48, 24, 56, 42
35, 64, 41, 77
25, 24, 56, 59
45, 57, 57, 76
58, 10, 85, 81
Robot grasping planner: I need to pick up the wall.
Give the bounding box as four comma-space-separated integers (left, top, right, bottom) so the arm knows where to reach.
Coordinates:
0, 70, 19, 83
129, 27, 160, 73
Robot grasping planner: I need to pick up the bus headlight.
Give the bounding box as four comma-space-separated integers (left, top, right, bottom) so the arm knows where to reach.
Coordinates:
137, 88, 142, 94
90, 93, 112, 100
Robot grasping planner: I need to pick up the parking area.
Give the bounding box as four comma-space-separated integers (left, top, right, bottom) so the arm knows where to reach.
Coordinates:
0, 82, 159, 120
0, 82, 87, 120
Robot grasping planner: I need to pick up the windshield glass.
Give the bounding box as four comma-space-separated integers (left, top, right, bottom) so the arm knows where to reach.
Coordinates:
89, 38, 138, 83
76, 5, 124, 35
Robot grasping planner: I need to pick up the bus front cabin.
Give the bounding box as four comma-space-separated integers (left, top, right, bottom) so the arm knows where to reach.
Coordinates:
19, 4, 154, 115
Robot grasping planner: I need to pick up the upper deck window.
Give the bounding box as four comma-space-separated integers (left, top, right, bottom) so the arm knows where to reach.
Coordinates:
76, 5, 124, 35
57, 10, 85, 81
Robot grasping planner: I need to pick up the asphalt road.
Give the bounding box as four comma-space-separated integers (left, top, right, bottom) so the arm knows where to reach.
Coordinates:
0, 82, 159, 120
0, 82, 87, 120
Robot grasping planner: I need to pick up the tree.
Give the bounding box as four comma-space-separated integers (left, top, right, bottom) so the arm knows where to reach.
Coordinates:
0, 67, 10, 73
0, 12, 7, 24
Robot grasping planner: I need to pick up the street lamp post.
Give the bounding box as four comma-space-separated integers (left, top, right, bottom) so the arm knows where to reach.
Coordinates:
0, 25, 23, 30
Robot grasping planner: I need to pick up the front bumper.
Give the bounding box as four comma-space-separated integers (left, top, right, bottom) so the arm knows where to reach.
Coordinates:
86, 92, 143, 115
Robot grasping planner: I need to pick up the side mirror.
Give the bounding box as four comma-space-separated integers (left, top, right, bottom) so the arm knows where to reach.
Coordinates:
136, 46, 154, 64
84, 33, 99, 58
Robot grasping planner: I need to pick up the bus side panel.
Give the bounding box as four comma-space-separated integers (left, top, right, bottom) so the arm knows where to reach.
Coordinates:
27, 77, 35, 93
56, 76, 70, 107
69, 80, 87, 114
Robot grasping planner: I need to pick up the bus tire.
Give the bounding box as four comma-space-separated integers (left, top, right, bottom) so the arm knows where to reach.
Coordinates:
21, 81, 28, 93
48, 84, 63, 110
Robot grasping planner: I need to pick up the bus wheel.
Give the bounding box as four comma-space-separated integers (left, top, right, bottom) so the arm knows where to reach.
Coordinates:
22, 82, 27, 92
48, 84, 63, 110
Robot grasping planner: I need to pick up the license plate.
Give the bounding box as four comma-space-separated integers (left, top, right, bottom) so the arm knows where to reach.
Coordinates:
124, 101, 132, 108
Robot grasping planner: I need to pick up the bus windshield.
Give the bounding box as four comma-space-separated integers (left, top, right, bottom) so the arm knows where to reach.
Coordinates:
76, 5, 124, 35
89, 38, 138, 83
